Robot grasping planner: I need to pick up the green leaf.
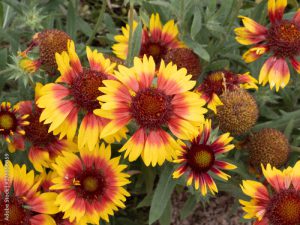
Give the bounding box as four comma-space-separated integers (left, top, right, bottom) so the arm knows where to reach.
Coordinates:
217, 0, 234, 25
180, 195, 198, 220
77, 17, 93, 37
284, 118, 294, 140
126, 21, 142, 66
115, 218, 140, 225
149, 163, 176, 225
253, 110, 300, 131
204, 59, 229, 72
0, 2, 3, 26
137, 193, 153, 208
159, 200, 172, 225
66, 1, 77, 40
191, 8, 202, 39
182, 36, 210, 62
2, 0, 23, 15
142, 165, 156, 194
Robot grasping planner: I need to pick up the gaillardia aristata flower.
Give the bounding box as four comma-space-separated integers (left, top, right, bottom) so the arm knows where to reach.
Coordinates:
50, 144, 130, 224
15, 83, 77, 172
0, 102, 29, 151
235, 0, 300, 91
112, 13, 184, 63
172, 119, 236, 196
240, 162, 300, 225
94, 56, 207, 166
0, 161, 59, 225
37, 40, 127, 151
20, 29, 71, 75
195, 70, 258, 113
36, 171, 77, 225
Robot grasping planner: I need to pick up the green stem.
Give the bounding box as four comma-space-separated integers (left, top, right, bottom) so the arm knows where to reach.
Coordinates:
125, 2, 135, 66
86, 0, 107, 46
291, 146, 300, 153
28, 77, 36, 89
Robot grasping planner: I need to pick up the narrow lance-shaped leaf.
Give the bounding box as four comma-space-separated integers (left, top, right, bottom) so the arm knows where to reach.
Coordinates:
149, 163, 177, 225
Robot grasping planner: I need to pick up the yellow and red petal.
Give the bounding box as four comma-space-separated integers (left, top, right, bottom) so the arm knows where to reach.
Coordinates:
54, 189, 76, 212
234, 27, 267, 45
55, 51, 78, 84
168, 116, 199, 140
268, 0, 287, 23
161, 19, 184, 48
29, 147, 50, 172
149, 13, 163, 42
133, 56, 156, 89
207, 93, 223, 114
267, 57, 290, 91
9, 134, 25, 152
172, 91, 207, 124
211, 132, 234, 154
202, 173, 218, 195
17, 100, 33, 115
78, 113, 102, 151
66, 39, 83, 75
241, 180, 270, 201
290, 57, 300, 74
100, 116, 131, 139
238, 16, 268, 35
242, 46, 268, 63
259, 57, 276, 86
240, 198, 268, 221
28, 192, 59, 214
292, 160, 300, 191
51, 107, 78, 140
173, 165, 187, 179
142, 129, 178, 166
112, 67, 139, 92
19, 57, 41, 74
112, 22, 138, 60
120, 128, 146, 162
157, 60, 195, 95
293, 9, 300, 24
13, 164, 34, 196
0, 160, 13, 192
261, 163, 289, 192
254, 218, 270, 225
86, 46, 116, 74
30, 214, 56, 225
211, 167, 231, 180
238, 72, 258, 89
215, 160, 237, 170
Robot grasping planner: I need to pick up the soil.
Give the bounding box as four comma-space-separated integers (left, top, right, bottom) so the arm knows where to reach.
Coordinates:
170, 192, 251, 225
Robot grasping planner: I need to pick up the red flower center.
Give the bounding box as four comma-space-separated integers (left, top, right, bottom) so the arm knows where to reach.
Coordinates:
199, 71, 240, 96
70, 68, 107, 112
267, 20, 300, 58
0, 111, 17, 136
75, 169, 107, 202
130, 88, 173, 130
24, 109, 57, 147
140, 41, 168, 64
0, 196, 32, 225
186, 144, 215, 173
266, 189, 300, 225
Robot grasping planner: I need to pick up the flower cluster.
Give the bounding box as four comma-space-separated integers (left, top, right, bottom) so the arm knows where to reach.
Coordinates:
1, 1, 300, 224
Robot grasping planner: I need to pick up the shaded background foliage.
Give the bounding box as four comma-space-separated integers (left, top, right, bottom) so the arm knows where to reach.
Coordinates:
0, 0, 300, 224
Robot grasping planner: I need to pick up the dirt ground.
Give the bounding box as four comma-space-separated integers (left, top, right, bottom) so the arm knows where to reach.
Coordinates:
171, 192, 251, 225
